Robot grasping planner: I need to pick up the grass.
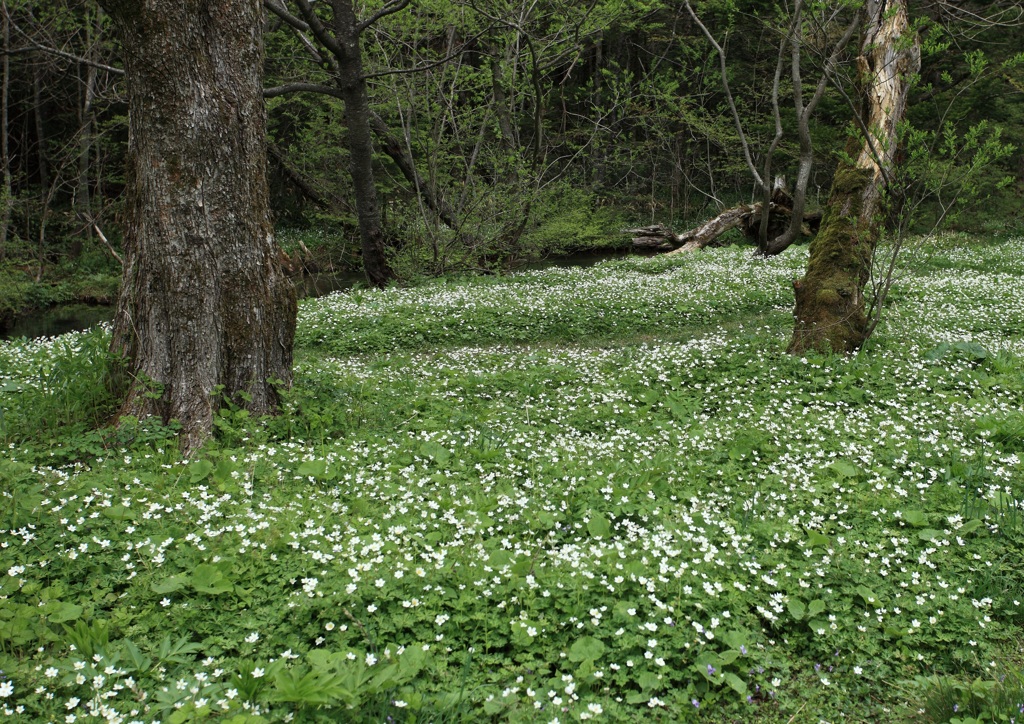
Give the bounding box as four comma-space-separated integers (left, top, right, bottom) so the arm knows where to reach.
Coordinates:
0, 234, 1023, 722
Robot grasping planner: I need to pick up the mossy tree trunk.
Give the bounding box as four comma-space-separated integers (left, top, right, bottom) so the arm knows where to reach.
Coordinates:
102, 0, 297, 454
787, 0, 920, 355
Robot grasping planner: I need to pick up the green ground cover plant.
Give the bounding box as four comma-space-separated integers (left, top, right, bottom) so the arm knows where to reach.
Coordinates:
0, 235, 1023, 722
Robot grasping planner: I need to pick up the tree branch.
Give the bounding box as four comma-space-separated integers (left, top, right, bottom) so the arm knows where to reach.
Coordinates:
6, 43, 123, 75
684, 0, 764, 192
292, 0, 345, 59
267, 143, 331, 208
264, 82, 345, 100
356, 0, 410, 33
360, 26, 492, 80
263, 0, 309, 33
265, 0, 340, 74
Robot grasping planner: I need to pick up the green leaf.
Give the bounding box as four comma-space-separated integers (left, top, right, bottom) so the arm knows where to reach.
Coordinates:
419, 441, 450, 467
637, 671, 661, 691
856, 586, 880, 607
924, 343, 951, 360
918, 528, 942, 542
953, 341, 989, 360
511, 622, 534, 646
903, 510, 927, 527
829, 460, 858, 478
787, 598, 806, 621
718, 650, 740, 665
168, 705, 198, 724
397, 643, 427, 675
587, 514, 611, 538
807, 599, 826, 618
191, 564, 233, 595
724, 672, 747, 695
722, 630, 750, 650
189, 459, 214, 483
122, 639, 152, 673
806, 530, 830, 549
483, 698, 506, 715
489, 549, 512, 568
666, 396, 693, 420
536, 512, 556, 529
959, 519, 984, 535
46, 601, 83, 623
101, 504, 135, 521
297, 459, 327, 479
213, 459, 238, 485
568, 636, 606, 662
151, 575, 188, 595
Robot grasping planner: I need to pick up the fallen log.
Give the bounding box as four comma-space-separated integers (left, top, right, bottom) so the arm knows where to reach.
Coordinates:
628, 180, 823, 255
672, 203, 761, 253
626, 224, 677, 251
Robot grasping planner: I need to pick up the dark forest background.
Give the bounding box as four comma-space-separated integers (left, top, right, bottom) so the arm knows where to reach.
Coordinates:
3, 0, 1022, 326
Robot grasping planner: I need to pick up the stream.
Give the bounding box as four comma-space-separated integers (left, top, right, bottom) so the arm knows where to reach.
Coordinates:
2, 249, 648, 340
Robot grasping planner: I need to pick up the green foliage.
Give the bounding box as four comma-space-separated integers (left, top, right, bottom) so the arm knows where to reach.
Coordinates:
519, 185, 632, 255
3, 237, 1024, 721
294, 244, 801, 356
912, 668, 1024, 724
0, 325, 119, 446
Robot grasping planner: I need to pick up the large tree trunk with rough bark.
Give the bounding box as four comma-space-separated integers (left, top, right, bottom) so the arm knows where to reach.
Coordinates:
103, 0, 297, 454
788, 0, 920, 355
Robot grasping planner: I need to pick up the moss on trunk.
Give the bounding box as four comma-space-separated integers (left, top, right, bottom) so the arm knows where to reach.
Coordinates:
787, 165, 875, 354
787, 0, 919, 356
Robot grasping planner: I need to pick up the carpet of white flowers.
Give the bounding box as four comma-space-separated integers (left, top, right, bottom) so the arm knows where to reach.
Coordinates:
1, 236, 1023, 722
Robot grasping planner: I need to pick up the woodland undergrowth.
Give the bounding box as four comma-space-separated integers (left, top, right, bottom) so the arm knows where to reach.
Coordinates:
1, 234, 1023, 723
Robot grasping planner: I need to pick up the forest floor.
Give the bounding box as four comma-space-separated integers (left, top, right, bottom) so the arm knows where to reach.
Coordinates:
1, 234, 1024, 723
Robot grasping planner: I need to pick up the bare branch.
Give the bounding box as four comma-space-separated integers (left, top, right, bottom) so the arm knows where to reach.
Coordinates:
757, 9, 792, 248
93, 225, 123, 267
264, 82, 345, 100
6, 43, 123, 75
356, 0, 410, 33
263, 0, 310, 33
292, 0, 345, 58
361, 26, 493, 80
683, 1, 765, 192
932, 0, 1024, 30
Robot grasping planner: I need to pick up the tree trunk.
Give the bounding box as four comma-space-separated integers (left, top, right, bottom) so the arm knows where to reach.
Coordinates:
102, 0, 297, 454
670, 204, 761, 253
787, 0, 920, 355
631, 179, 822, 253
32, 63, 48, 193
73, 12, 101, 260
333, 0, 394, 288
369, 110, 461, 232
0, 3, 11, 260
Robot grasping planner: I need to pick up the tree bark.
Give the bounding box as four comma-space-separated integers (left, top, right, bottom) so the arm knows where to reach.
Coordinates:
670, 204, 761, 253
102, 0, 297, 453
73, 10, 103, 259
788, 0, 920, 355
331, 0, 394, 288
369, 111, 461, 232
0, 3, 11, 260
31, 62, 48, 193
631, 180, 822, 253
